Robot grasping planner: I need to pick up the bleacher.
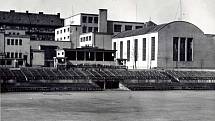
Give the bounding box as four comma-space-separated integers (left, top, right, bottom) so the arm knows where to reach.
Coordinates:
1, 67, 215, 92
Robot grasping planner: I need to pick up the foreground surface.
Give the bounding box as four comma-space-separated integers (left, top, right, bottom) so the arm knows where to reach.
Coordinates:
1, 91, 215, 121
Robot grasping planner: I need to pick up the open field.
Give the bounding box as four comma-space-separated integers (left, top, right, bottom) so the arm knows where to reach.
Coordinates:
1, 91, 215, 121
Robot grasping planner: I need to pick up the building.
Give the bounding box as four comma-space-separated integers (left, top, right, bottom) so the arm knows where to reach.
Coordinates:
0, 29, 30, 67
112, 21, 215, 69
55, 9, 154, 49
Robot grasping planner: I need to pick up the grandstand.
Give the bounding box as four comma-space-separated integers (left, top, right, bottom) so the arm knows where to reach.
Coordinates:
1, 67, 215, 92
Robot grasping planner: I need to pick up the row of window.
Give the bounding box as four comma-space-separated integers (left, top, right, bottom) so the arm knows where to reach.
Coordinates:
82, 16, 98, 24
5, 52, 23, 59
56, 28, 70, 34
114, 37, 156, 62
0, 60, 23, 66
114, 24, 143, 32
7, 39, 22, 45
56, 36, 70, 41
7, 32, 20, 35
173, 37, 193, 61
82, 26, 98, 33
80, 36, 92, 42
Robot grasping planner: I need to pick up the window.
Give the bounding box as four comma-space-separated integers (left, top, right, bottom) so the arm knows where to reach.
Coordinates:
6, 52, 10, 58
7, 39, 10, 45
57, 31, 59, 34
134, 39, 138, 61
64, 37, 66, 40
94, 17, 98, 23
135, 26, 142, 29
60, 30, 62, 33
19, 53, 22, 58
60, 37, 62, 40
68, 36, 70, 39
125, 25, 132, 31
127, 40, 130, 61
120, 41, 123, 59
68, 28, 70, 32
6, 60, 12, 65
94, 27, 98, 32
86, 36, 88, 41
11, 52, 14, 58
19, 39, 22, 45
151, 37, 155, 60
15, 39, 18, 45
114, 24, 122, 32
82, 26, 87, 33
113, 42, 116, 57
82, 16, 87, 23
88, 27, 93, 32
11, 39, 14, 45
89, 36, 91, 41
88, 17, 93, 23
17, 33, 19, 35
80, 38, 83, 42
180, 37, 186, 61
142, 38, 146, 61
64, 29, 66, 33
15, 52, 18, 58
173, 37, 179, 61
187, 38, 193, 61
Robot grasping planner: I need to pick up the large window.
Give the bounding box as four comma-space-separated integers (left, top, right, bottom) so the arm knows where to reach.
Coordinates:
142, 38, 146, 61
82, 16, 87, 23
15, 39, 18, 45
120, 41, 123, 59
127, 40, 130, 61
180, 37, 186, 61
134, 39, 138, 61
7, 39, 10, 45
173, 37, 179, 61
151, 37, 155, 60
135, 26, 142, 29
187, 38, 193, 61
125, 25, 132, 31
88, 17, 93, 23
114, 24, 122, 32
11, 39, 14, 45
82, 26, 87, 33
94, 17, 98, 23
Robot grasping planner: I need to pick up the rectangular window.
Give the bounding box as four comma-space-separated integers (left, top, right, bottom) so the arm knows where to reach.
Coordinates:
86, 36, 88, 41
15, 52, 18, 58
6, 52, 10, 58
127, 40, 130, 61
11, 39, 14, 45
125, 25, 132, 31
88, 17, 93, 23
11, 52, 14, 58
57, 31, 59, 34
6, 60, 12, 65
19, 39, 22, 45
88, 27, 93, 32
94, 27, 98, 32
68, 28, 70, 32
142, 38, 146, 61
94, 17, 98, 23
113, 42, 116, 57
7, 39, 10, 45
120, 41, 123, 59
114, 24, 122, 32
135, 26, 142, 29
187, 38, 193, 61
173, 37, 179, 61
89, 36, 91, 41
134, 39, 138, 61
64, 29, 66, 33
151, 37, 155, 60
82, 26, 87, 33
15, 39, 18, 45
180, 37, 186, 61
82, 16, 87, 23
19, 53, 22, 58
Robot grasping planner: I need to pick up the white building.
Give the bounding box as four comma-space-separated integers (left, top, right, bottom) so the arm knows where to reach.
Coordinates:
112, 21, 215, 69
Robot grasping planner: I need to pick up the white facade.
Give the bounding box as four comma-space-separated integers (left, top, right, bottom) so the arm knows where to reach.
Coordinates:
80, 33, 94, 47
112, 33, 158, 69
55, 26, 71, 41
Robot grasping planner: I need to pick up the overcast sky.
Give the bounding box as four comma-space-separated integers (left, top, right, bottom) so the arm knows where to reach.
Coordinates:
1, 0, 215, 34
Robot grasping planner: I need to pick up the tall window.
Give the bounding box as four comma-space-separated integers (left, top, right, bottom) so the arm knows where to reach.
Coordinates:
113, 42, 116, 58
134, 39, 138, 61
142, 38, 146, 61
127, 40, 130, 61
11, 39, 14, 45
88, 17, 93, 23
94, 27, 98, 32
180, 37, 186, 61
15, 39, 18, 45
173, 37, 179, 61
7, 39, 10, 45
88, 27, 93, 32
94, 17, 98, 23
120, 41, 123, 59
82, 26, 87, 33
114, 24, 122, 32
151, 37, 155, 60
82, 16, 87, 23
187, 38, 193, 61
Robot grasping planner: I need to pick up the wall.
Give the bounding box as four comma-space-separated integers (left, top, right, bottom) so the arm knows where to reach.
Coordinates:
64, 14, 81, 26
158, 21, 215, 69
112, 32, 158, 69
30, 40, 71, 50
94, 33, 112, 50
32, 51, 44, 66
0, 32, 4, 53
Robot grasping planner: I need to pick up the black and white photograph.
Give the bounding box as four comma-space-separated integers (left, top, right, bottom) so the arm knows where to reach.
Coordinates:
1, 0, 215, 121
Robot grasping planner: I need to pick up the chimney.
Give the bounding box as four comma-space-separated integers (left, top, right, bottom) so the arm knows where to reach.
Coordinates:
39, 12, 43, 14
57, 13, 60, 17
98, 9, 107, 33
26, 11, 29, 13
10, 10, 15, 13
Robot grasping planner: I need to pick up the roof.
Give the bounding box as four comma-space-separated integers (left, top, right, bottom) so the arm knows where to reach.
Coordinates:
0, 11, 63, 26
113, 23, 167, 38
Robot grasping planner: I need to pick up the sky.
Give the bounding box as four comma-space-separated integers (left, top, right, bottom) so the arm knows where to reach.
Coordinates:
1, 0, 215, 34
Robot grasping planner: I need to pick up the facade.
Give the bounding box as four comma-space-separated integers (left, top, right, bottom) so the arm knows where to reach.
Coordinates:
112, 21, 215, 69
0, 29, 30, 67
